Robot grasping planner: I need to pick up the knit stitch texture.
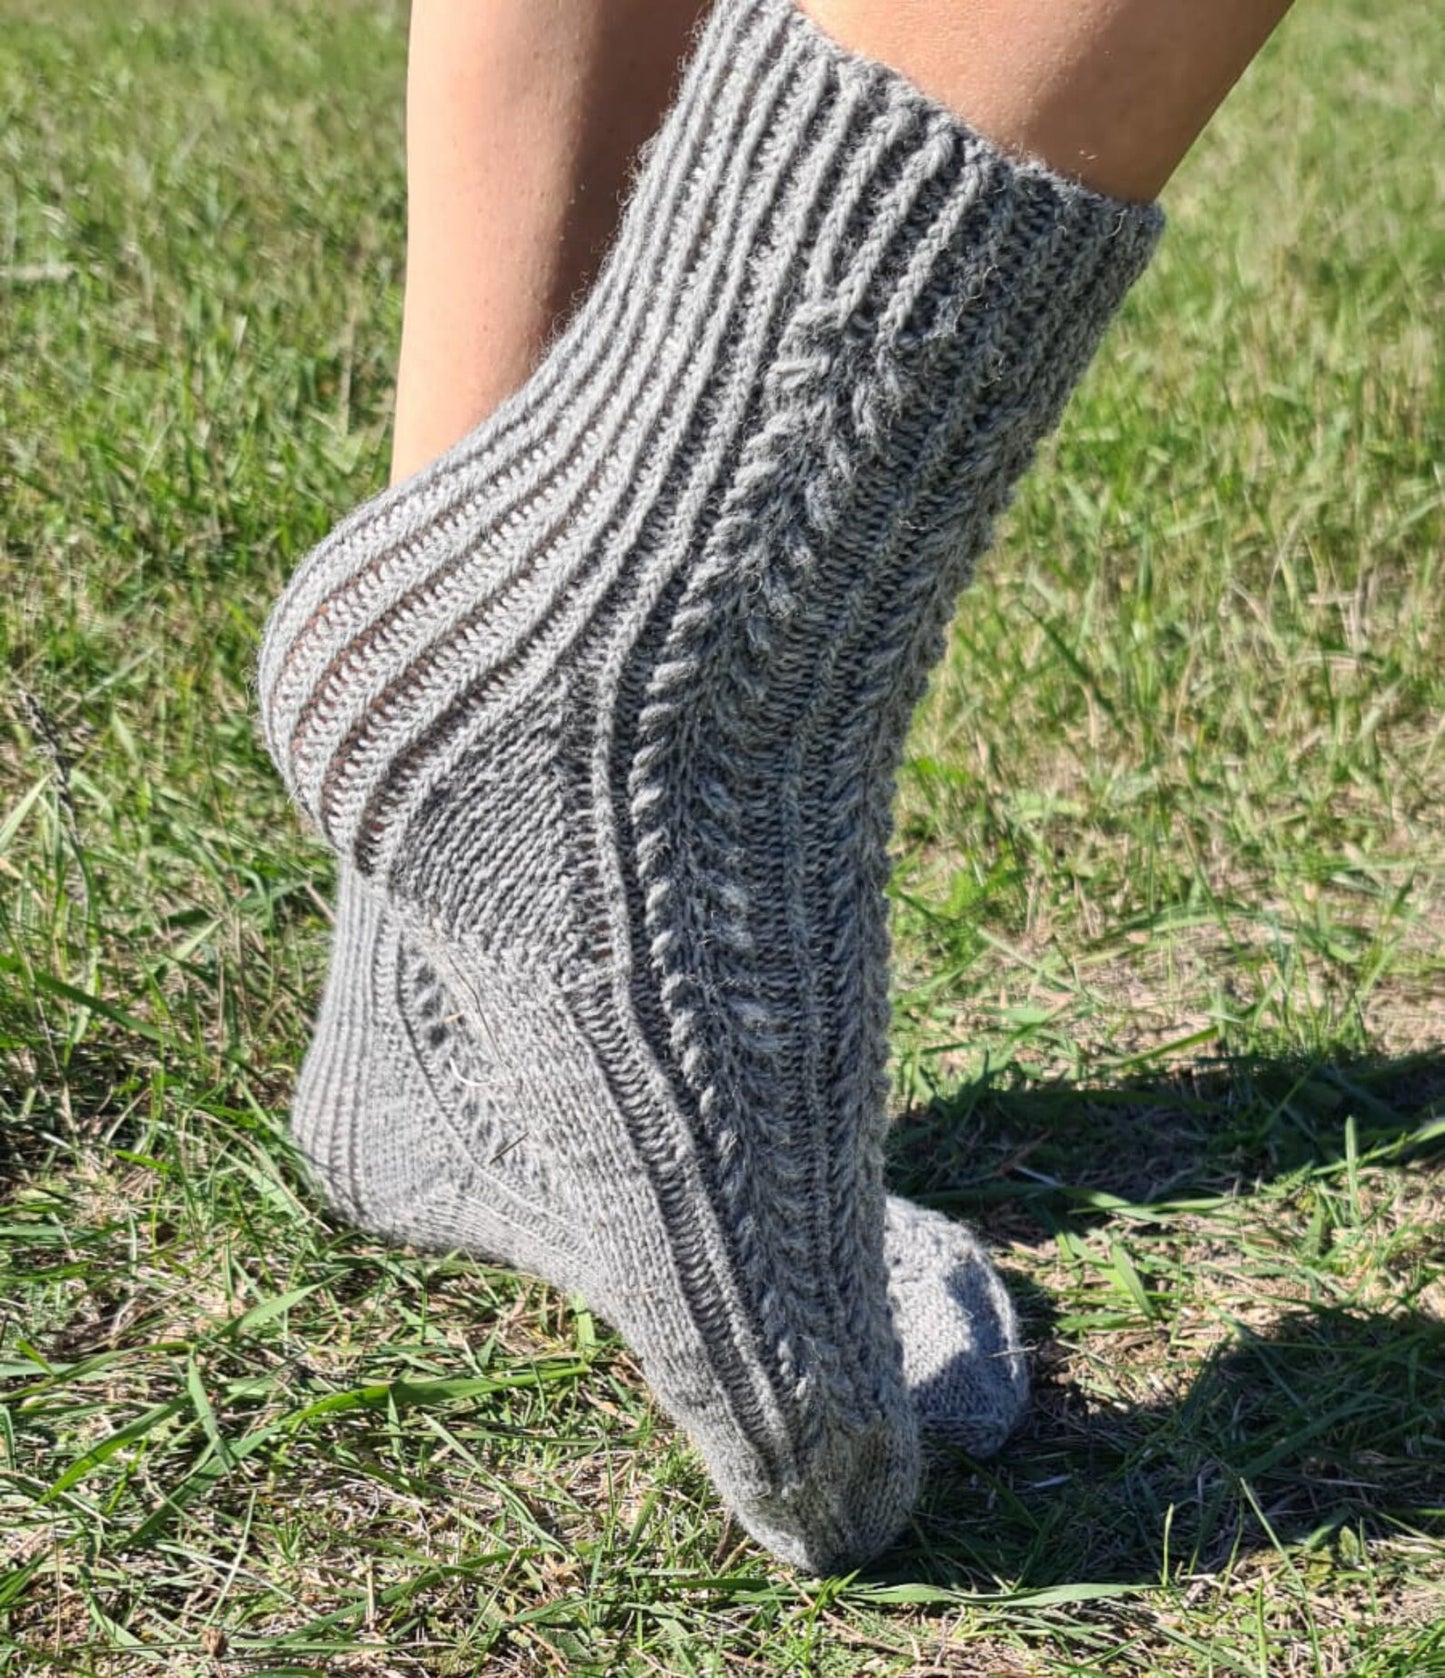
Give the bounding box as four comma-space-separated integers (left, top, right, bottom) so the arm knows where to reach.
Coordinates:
297, 869, 1031, 1455
260, 0, 1161, 1570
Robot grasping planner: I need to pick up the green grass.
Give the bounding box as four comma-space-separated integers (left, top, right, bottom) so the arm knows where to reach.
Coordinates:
1, 1, 1441, 1672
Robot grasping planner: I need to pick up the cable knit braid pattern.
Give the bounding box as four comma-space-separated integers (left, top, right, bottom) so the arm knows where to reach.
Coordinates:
259, 0, 1161, 1572
296, 870, 1032, 1457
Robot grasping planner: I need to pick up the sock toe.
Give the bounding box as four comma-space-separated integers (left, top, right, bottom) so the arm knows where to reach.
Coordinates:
884, 1198, 1029, 1459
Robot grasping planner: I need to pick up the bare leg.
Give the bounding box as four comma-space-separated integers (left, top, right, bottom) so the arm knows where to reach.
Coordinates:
392, 0, 1293, 482
390, 0, 709, 483
799, 0, 1294, 201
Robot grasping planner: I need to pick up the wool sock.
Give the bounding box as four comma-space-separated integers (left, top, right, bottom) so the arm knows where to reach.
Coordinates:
260, 0, 1160, 1571
295, 870, 1031, 1458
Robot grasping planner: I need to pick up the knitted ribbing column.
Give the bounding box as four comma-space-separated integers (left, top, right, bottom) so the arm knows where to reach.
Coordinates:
293, 868, 1033, 1460
260, 0, 1161, 1570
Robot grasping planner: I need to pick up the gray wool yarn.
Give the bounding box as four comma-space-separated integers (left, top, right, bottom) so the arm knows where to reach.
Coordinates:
259, 0, 1160, 1571
295, 869, 1031, 1448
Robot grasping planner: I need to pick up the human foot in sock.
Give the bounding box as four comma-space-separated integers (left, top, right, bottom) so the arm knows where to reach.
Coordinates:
295, 872, 1031, 1464
260, 0, 1158, 1570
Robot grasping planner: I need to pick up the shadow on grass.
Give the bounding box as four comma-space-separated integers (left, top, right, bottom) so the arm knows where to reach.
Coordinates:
878, 1047, 1445, 1587
890, 1294, 1445, 1588
887, 1046, 1445, 1247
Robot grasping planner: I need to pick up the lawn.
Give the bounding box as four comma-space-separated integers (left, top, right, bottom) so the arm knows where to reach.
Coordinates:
1, 2, 1442, 1674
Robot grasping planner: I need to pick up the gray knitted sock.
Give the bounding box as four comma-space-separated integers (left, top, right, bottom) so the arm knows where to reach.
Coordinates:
296, 870, 1029, 1457
260, 0, 1159, 1571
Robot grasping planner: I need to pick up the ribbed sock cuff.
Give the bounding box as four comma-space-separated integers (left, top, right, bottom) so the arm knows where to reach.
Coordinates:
260, 0, 1160, 853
